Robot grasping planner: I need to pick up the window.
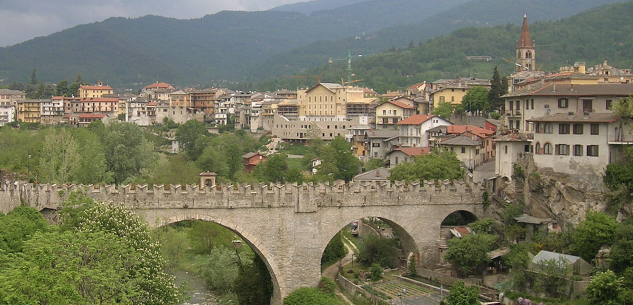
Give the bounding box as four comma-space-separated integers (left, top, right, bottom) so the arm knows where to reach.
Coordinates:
587, 145, 599, 157
583, 99, 593, 112
543, 143, 552, 154
556, 144, 570, 155
535, 123, 543, 133
505, 146, 508, 154
590, 124, 599, 135
559, 124, 570, 134
558, 98, 568, 108
606, 100, 613, 110
372, 143, 380, 147
573, 145, 583, 156
573, 124, 583, 134
461, 147, 466, 153
544, 123, 553, 134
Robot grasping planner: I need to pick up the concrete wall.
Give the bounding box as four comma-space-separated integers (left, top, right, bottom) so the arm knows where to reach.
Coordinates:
1, 180, 483, 305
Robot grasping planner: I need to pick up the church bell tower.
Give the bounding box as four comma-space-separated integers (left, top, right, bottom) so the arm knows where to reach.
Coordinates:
516, 14, 535, 72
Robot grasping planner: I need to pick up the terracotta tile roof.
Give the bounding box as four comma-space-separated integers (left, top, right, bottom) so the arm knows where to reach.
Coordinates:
392, 147, 430, 156
446, 125, 494, 137
397, 115, 434, 125
147, 102, 158, 106
144, 82, 173, 90
387, 100, 414, 110
79, 98, 119, 102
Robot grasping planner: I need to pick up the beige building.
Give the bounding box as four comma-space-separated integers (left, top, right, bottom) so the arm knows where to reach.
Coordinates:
297, 83, 367, 119
375, 99, 416, 130
16, 99, 42, 123
430, 78, 491, 108
0, 89, 26, 106
78, 81, 114, 98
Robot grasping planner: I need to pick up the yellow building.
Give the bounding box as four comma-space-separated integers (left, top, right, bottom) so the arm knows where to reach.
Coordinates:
430, 78, 491, 108
78, 81, 114, 98
16, 99, 42, 123
297, 83, 365, 118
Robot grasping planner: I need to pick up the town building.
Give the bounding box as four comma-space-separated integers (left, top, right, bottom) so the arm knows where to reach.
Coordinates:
0, 89, 26, 106
388, 147, 431, 168
77, 81, 113, 98
16, 99, 43, 123
429, 77, 491, 108
366, 130, 399, 160
396, 115, 452, 148
375, 99, 415, 130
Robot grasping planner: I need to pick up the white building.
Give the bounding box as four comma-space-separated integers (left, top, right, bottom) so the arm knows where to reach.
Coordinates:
396, 115, 452, 147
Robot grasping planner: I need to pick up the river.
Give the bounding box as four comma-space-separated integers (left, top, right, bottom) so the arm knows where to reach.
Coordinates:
173, 269, 219, 305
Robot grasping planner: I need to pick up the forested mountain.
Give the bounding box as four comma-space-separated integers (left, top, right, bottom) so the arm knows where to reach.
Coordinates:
270, 0, 370, 14
0, 0, 629, 89
256, 0, 633, 93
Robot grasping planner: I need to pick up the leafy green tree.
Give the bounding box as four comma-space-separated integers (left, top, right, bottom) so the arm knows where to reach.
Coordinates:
389, 150, 463, 182
55, 79, 71, 97
255, 153, 289, 183
608, 219, 633, 273
365, 158, 386, 171
444, 233, 496, 276
38, 128, 80, 183
233, 254, 273, 305
0, 205, 48, 253
201, 247, 241, 292
103, 122, 156, 183
440, 281, 479, 305
530, 257, 569, 297
468, 218, 495, 234
69, 73, 84, 97
585, 270, 624, 305
175, 120, 209, 160
502, 245, 530, 289
187, 221, 236, 255
321, 232, 347, 265
432, 101, 456, 119
570, 211, 617, 262
283, 287, 342, 305
329, 136, 361, 182
59, 195, 186, 304
488, 66, 507, 111
356, 234, 399, 269
0, 230, 145, 305
154, 226, 190, 271
461, 86, 489, 113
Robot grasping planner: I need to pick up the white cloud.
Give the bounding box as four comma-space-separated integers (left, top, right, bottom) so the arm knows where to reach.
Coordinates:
0, 0, 299, 47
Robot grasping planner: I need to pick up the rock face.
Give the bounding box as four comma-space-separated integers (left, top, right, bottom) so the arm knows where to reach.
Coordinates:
493, 157, 607, 229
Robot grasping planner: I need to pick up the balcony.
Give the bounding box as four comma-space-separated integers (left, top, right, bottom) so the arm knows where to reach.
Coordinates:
505, 110, 521, 117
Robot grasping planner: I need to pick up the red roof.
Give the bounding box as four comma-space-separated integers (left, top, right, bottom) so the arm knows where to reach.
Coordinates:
144, 82, 173, 90
454, 227, 472, 237
446, 125, 494, 137
407, 82, 426, 89
78, 113, 106, 119
393, 147, 430, 157
386, 100, 414, 110
397, 115, 435, 125
147, 102, 158, 106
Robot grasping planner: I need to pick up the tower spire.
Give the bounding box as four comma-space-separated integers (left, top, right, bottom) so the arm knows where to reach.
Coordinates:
515, 14, 535, 72
517, 14, 534, 48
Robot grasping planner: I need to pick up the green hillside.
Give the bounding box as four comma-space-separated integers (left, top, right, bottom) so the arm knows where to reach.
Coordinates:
255, 1, 633, 93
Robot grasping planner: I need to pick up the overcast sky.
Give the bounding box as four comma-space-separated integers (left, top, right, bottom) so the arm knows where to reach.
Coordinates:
0, 0, 300, 47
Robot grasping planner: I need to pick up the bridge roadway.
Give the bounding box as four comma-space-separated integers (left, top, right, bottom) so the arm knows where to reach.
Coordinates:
0, 180, 484, 305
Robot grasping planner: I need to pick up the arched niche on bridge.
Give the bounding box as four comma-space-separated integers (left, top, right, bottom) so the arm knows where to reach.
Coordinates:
156, 215, 282, 305
439, 209, 479, 241
320, 216, 419, 272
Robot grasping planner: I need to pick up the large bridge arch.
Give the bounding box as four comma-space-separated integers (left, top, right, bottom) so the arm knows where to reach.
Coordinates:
153, 214, 284, 304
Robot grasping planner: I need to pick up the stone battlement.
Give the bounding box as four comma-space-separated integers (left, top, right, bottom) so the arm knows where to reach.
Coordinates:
0, 180, 483, 214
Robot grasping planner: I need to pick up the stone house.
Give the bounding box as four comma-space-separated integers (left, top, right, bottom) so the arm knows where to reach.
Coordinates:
387, 147, 430, 168
366, 130, 399, 160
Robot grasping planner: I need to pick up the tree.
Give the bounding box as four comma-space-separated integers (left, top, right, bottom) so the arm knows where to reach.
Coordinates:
608, 219, 633, 273
432, 101, 455, 119
233, 254, 273, 305
55, 79, 70, 97
58, 194, 186, 304
38, 128, 80, 183
0, 205, 48, 254
365, 158, 385, 171
255, 153, 289, 183
329, 136, 361, 182
321, 232, 347, 265
103, 122, 156, 183
0, 231, 146, 305
69, 73, 84, 97
461, 86, 489, 113
389, 150, 463, 182
444, 233, 496, 276
440, 281, 479, 305
356, 234, 399, 269
201, 247, 241, 293
585, 270, 624, 305
570, 211, 617, 262
175, 120, 209, 160
488, 66, 508, 111
283, 287, 342, 305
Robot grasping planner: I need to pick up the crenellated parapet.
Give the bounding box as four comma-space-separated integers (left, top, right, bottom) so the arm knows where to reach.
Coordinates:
0, 179, 484, 213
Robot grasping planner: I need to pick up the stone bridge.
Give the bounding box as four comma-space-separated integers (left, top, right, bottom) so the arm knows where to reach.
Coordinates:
0, 180, 484, 305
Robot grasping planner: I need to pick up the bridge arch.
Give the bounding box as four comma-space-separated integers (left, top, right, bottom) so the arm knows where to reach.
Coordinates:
440, 209, 479, 227
155, 214, 283, 304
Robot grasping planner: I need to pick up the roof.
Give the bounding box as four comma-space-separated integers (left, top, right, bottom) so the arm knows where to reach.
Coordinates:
449, 227, 473, 238
367, 130, 399, 139
514, 214, 555, 224
0, 89, 25, 95
532, 250, 583, 265
487, 248, 511, 259
353, 168, 391, 181
526, 112, 619, 124
397, 115, 435, 125
505, 83, 633, 98
391, 147, 431, 157
79, 97, 119, 102
446, 125, 494, 137
494, 132, 530, 142
144, 82, 173, 90
486, 119, 504, 127
517, 14, 534, 48
385, 100, 414, 110
80, 85, 113, 90
306, 83, 343, 94
242, 152, 263, 159
440, 135, 480, 146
